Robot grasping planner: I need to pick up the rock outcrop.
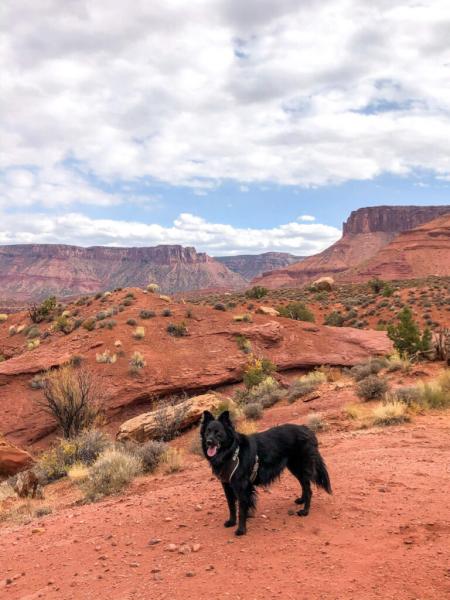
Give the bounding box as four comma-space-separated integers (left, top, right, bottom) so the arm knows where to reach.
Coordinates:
0, 244, 247, 302
117, 393, 228, 442
0, 439, 34, 477
252, 206, 450, 288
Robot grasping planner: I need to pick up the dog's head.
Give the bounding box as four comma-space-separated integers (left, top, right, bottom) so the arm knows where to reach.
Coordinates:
200, 410, 235, 460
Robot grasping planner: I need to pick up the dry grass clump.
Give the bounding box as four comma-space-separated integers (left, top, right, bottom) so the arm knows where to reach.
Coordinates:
129, 351, 146, 373
286, 370, 326, 403
161, 447, 184, 474
133, 326, 145, 340
0, 500, 53, 525
344, 404, 363, 420
77, 449, 143, 501
385, 352, 412, 373
236, 420, 259, 435
372, 401, 410, 426
305, 412, 328, 432
0, 481, 16, 501
0, 314, 8, 322
350, 357, 387, 381
96, 350, 117, 364
123, 440, 168, 473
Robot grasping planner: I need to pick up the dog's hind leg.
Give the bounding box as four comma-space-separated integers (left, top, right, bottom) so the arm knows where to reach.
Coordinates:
222, 483, 237, 528
235, 485, 256, 536
287, 459, 313, 516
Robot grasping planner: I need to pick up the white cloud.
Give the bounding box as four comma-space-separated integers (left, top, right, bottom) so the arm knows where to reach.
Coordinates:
1, 0, 450, 208
0, 211, 340, 255
298, 215, 316, 222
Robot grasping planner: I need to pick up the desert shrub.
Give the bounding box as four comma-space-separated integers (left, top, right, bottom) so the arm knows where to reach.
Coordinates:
152, 396, 191, 441
124, 292, 135, 300
96, 350, 117, 364
161, 308, 172, 317
9, 325, 17, 336
344, 404, 362, 420
387, 307, 432, 357
73, 429, 111, 465
236, 420, 258, 435
124, 440, 168, 473
386, 352, 412, 373
140, 310, 156, 319
126, 318, 138, 326
243, 402, 263, 420
28, 296, 57, 323
389, 386, 422, 406
278, 302, 315, 322
287, 380, 317, 403
166, 322, 188, 337
104, 319, 117, 330
133, 326, 145, 340
37, 438, 80, 482
245, 286, 268, 300
27, 339, 40, 350
236, 335, 252, 354
233, 314, 252, 323
185, 308, 194, 319
382, 284, 394, 297
147, 283, 160, 293
368, 278, 385, 294
161, 448, 184, 474
78, 449, 143, 501
54, 315, 75, 334
419, 380, 450, 409
251, 377, 285, 408
214, 303, 226, 311
129, 351, 146, 373
26, 325, 40, 339
324, 311, 344, 327
356, 375, 389, 401
39, 366, 102, 438
96, 311, 107, 321
350, 358, 386, 381
372, 401, 410, 426
301, 370, 327, 385
122, 298, 133, 307
306, 412, 328, 432
82, 317, 96, 331
243, 357, 276, 389
316, 365, 342, 382
0, 314, 8, 323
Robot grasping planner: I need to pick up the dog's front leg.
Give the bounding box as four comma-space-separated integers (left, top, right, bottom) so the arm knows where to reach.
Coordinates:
222, 482, 237, 528
235, 489, 253, 536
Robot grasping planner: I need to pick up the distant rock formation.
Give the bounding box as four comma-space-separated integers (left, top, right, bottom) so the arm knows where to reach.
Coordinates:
252, 205, 450, 288
0, 244, 247, 301
216, 252, 303, 280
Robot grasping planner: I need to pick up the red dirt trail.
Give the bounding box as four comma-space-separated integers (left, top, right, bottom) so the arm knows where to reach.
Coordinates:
1, 410, 450, 600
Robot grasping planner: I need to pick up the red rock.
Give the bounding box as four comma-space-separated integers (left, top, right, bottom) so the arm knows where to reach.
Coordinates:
0, 439, 34, 477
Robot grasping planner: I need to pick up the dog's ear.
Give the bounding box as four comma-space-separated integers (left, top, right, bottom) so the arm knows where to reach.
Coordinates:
201, 410, 214, 427
218, 410, 233, 428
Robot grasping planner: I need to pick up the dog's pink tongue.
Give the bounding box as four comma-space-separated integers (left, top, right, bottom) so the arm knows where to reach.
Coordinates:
207, 446, 217, 457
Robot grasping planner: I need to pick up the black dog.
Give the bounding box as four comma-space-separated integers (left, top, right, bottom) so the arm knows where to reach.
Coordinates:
201, 410, 332, 536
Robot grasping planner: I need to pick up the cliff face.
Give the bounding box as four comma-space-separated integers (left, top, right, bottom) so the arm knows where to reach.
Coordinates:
252, 205, 450, 288
342, 214, 450, 282
216, 252, 303, 280
343, 205, 450, 235
0, 244, 246, 301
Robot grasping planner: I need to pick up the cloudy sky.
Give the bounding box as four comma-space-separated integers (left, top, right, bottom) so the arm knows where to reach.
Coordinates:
1, 0, 450, 255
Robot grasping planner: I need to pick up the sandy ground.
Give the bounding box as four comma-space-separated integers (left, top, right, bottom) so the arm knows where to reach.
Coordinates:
1, 405, 449, 600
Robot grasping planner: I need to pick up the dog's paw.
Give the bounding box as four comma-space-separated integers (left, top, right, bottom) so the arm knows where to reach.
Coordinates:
295, 496, 305, 505
297, 508, 309, 517
235, 528, 246, 536
224, 519, 236, 528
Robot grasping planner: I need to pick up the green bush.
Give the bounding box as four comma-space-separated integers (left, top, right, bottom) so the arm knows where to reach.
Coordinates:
126, 318, 138, 326
243, 357, 276, 388
278, 302, 315, 322
245, 286, 268, 300
324, 311, 344, 326
387, 307, 432, 357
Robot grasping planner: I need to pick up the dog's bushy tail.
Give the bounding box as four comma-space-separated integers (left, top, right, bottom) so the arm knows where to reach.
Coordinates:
314, 451, 332, 495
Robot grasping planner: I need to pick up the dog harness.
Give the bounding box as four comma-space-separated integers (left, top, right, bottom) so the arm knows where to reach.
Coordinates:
217, 445, 259, 484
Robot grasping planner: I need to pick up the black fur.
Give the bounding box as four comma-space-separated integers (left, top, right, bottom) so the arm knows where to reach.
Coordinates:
200, 410, 332, 536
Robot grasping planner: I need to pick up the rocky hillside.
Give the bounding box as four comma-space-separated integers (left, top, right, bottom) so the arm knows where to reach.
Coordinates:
343, 213, 450, 281
252, 205, 450, 288
216, 252, 303, 280
0, 287, 391, 447
0, 244, 247, 302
